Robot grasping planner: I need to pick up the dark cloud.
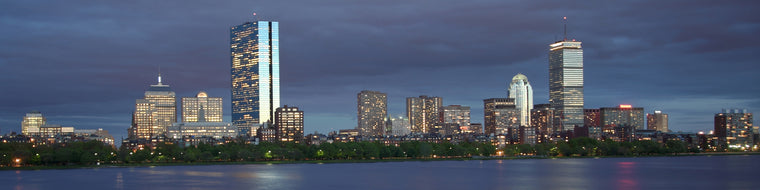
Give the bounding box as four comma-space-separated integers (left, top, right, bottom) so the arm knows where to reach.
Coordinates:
0, 0, 758, 144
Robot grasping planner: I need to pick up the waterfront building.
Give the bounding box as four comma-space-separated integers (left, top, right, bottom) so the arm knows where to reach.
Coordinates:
406, 95, 442, 134
508, 74, 533, 127
531, 104, 555, 142
182, 91, 223, 123
21, 111, 45, 136
714, 109, 754, 149
389, 116, 411, 136
231, 20, 280, 128
549, 39, 584, 131
129, 74, 176, 139
167, 122, 237, 139
494, 106, 520, 142
275, 105, 304, 143
584, 109, 601, 127
357, 90, 387, 136
600, 105, 645, 130
484, 98, 515, 135
38, 124, 74, 138
647, 110, 669, 133
440, 105, 471, 134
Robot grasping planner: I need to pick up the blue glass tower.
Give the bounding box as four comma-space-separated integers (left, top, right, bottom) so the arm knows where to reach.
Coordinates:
231, 21, 280, 127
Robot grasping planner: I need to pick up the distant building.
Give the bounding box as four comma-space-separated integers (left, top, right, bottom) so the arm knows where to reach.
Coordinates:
469, 123, 483, 134
600, 105, 645, 130
21, 111, 45, 136
231, 20, 280, 128
182, 91, 223, 123
275, 105, 304, 143
406, 95, 442, 134
440, 105, 471, 134
549, 40, 584, 131
519, 126, 537, 145
389, 116, 411, 136
38, 124, 74, 137
508, 74, 533, 127
531, 104, 555, 136
129, 74, 177, 140
714, 109, 753, 149
167, 122, 237, 139
357, 90, 388, 136
484, 98, 515, 135
584, 109, 601, 127
647, 110, 669, 133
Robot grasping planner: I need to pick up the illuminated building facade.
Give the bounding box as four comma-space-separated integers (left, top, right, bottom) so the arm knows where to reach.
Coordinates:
600, 105, 645, 130
494, 106, 519, 141
357, 90, 387, 136
389, 116, 411, 136
549, 40, 584, 131
508, 74, 533, 127
182, 91, 223, 123
275, 105, 304, 143
714, 109, 753, 149
531, 104, 555, 138
406, 95, 442, 134
129, 74, 176, 139
483, 98, 515, 135
584, 109, 601, 127
440, 105, 471, 134
231, 21, 280, 128
647, 110, 669, 133
21, 111, 45, 136
167, 122, 237, 139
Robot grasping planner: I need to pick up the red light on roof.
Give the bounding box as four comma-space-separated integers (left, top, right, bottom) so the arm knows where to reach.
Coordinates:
620, 104, 632, 109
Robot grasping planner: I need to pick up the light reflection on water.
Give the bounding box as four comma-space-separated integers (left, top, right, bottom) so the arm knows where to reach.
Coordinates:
1, 155, 759, 190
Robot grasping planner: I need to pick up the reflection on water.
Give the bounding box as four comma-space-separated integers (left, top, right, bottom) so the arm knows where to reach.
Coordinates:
1, 155, 760, 190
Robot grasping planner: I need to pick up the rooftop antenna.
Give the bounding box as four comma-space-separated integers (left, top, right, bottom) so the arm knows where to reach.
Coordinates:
563, 16, 567, 41
157, 66, 162, 85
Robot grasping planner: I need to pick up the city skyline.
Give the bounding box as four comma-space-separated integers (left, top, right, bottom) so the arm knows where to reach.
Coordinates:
0, 1, 758, 143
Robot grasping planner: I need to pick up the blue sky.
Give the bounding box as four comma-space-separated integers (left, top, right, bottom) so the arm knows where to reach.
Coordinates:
0, 0, 758, 142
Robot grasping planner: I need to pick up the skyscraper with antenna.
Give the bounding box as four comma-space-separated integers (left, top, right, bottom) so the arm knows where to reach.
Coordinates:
549, 17, 584, 132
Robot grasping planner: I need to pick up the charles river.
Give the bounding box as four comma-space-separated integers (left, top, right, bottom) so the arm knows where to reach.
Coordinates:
2, 155, 757, 190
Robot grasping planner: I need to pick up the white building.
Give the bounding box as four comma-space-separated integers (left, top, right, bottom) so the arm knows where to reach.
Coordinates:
508, 74, 533, 127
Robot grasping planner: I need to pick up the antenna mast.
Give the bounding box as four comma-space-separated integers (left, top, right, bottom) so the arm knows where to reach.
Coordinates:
563, 16, 567, 41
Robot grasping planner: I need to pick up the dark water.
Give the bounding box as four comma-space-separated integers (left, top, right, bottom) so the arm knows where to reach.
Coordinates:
1, 155, 758, 190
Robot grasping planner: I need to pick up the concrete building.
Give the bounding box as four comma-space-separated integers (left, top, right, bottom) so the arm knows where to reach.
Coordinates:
167, 122, 237, 139
440, 105, 471, 134
129, 74, 176, 140
357, 90, 388, 136
714, 109, 753, 149
21, 111, 45, 136
182, 91, 223, 123
406, 95, 442, 134
275, 105, 304, 143
600, 105, 645, 130
484, 98, 515, 136
647, 110, 669, 133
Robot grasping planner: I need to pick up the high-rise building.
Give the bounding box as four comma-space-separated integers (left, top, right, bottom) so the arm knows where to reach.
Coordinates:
440, 105, 471, 134
389, 116, 411, 136
21, 111, 45, 136
714, 109, 753, 149
357, 90, 387, 136
484, 98, 515, 135
182, 91, 223, 123
508, 74, 533, 127
231, 21, 280, 128
275, 105, 304, 143
549, 39, 584, 131
495, 105, 520, 142
584, 109, 601, 127
647, 110, 669, 133
531, 104, 555, 137
406, 95, 442, 134
600, 105, 645, 130
129, 74, 176, 140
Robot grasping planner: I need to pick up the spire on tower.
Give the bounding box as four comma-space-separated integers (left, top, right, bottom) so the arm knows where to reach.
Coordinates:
157, 66, 163, 85
563, 16, 567, 41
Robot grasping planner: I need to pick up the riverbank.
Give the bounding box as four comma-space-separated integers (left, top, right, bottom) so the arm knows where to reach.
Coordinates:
4, 151, 759, 171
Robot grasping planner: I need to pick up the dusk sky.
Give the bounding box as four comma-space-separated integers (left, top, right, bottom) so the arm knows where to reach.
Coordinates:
1, 0, 758, 142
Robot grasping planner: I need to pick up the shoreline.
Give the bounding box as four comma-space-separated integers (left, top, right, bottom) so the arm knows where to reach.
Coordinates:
3, 151, 758, 171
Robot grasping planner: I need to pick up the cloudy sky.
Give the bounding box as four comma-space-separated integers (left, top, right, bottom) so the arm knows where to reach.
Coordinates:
1, 0, 758, 142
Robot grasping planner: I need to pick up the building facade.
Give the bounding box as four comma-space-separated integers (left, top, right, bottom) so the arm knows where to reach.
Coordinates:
275, 105, 304, 143
231, 21, 280, 128
714, 109, 753, 149
600, 105, 645, 130
440, 105, 471, 134
21, 111, 45, 136
406, 95, 442, 134
484, 98, 515, 135
646, 110, 669, 133
584, 109, 601, 127
389, 116, 411, 136
508, 74, 533, 127
182, 91, 223, 123
531, 104, 555, 137
129, 74, 176, 139
549, 40, 584, 131
357, 90, 387, 136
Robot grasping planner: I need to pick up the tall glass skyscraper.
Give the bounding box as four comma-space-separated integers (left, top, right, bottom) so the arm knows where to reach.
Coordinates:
231, 21, 280, 127
549, 40, 584, 131
508, 74, 533, 127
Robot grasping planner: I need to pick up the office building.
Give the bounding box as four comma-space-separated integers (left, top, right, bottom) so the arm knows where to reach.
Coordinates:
275, 105, 304, 143
600, 105, 645, 130
494, 106, 520, 141
508, 74, 533, 126
549, 39, 584, 131
21, 111, 45, 136
357, 90, 387, 136
714, 109, 753, 149
440, 105, 471, 134
406, 95, 442, 134
484, 98, 515, 135
182, 91, 223, 123
584, 109, 601, 127
531, 104, 555, 137
129, 74, 176, 139
389, 116, 411, 136
231, 21, 280, 127
647, 110, 669, 133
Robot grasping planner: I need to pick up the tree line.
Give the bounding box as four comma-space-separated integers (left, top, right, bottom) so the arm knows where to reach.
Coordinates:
0, 137, 708, 167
